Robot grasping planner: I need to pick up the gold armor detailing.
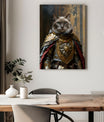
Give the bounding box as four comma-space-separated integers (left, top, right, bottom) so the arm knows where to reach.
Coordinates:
44, 33, 57, 42
56, 39, 74, 64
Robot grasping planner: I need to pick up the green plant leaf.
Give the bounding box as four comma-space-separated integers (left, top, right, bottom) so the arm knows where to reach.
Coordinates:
5, 58, 33, 83
13, 72, 17, 76
13, 77, 18, 81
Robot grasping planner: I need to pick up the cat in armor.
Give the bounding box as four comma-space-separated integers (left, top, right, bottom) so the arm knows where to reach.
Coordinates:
40, 13, 85, 69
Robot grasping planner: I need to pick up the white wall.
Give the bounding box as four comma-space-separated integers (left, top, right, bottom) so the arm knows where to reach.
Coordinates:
6, 0, 104, 121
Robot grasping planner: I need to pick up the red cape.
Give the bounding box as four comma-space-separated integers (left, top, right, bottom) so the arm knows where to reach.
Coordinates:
40, 38, 85, 69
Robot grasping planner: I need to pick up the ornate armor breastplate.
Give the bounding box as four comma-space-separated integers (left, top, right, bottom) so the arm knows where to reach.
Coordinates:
56, 39, 74, 64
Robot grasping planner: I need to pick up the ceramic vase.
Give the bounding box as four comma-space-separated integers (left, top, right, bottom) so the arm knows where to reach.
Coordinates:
5, 85, 18, 98
20, 86, 28, 99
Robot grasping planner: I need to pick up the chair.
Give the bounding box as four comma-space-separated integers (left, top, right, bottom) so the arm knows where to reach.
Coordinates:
29, 88, 74, 122
12, 105, 74, 122
29, 88, 61, 95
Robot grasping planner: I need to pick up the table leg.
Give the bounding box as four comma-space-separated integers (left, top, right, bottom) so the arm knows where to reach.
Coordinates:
88, 111, 94, 122
0, 112, 4, 122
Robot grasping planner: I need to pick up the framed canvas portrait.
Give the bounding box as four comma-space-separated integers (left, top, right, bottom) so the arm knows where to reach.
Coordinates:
40, 5, 87, 69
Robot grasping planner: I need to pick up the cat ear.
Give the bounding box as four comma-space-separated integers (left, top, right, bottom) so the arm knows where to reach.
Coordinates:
53, 14, 57, 21
65, 13, 71, 20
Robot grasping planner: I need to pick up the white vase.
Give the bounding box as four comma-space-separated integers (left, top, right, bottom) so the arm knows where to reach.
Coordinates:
5, 85, 18, 98
20, 86, 28, 99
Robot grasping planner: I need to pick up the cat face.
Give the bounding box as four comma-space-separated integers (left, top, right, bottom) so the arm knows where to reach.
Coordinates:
52, 14, 73, 35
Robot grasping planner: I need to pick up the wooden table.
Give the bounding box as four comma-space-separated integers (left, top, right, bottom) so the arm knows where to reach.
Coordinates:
1, 94, 104, 122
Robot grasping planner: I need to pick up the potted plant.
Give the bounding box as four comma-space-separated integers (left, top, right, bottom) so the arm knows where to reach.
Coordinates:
5, 58, 33, 98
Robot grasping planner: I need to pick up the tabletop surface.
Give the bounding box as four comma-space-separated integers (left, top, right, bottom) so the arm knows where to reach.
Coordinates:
44, 94, 104, 111
1, 94, 104, 112
0, 94, 57, 105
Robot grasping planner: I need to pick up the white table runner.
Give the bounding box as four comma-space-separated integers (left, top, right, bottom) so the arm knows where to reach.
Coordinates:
0, 94, 57, 105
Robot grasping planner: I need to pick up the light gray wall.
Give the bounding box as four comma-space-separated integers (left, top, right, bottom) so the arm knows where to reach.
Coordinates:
6, 0, 104, 121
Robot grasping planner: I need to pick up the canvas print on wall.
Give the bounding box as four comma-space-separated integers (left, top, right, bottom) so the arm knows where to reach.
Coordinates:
40, 5, 87, 69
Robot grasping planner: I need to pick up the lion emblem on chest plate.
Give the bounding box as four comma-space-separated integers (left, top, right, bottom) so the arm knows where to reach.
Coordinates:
57, 40, 74, 64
